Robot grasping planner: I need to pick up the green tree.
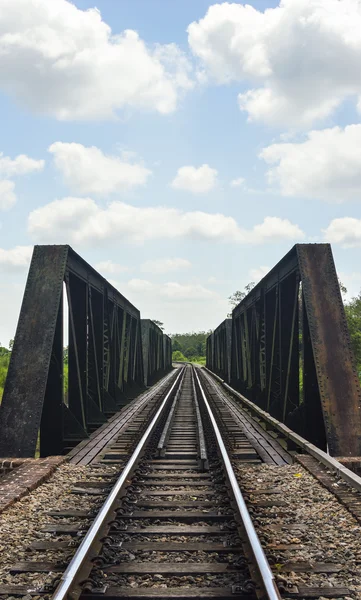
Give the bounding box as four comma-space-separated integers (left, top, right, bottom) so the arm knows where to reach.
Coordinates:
227, 282, 255, 316
172, 350, 187, 362
0, 344, 11, 403
172, 339, 182, 352
339, 280, 347, 296
184, 346, 197, 359
344, 292, 361, 376
170, 331, 210, 365
334, 280, 361, 376
228, 290, 245, 309
152, 320, 164, 330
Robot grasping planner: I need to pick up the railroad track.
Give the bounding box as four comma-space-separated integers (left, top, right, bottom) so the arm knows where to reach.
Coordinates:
3, 366, 279, 599
51, 365, 279, 599
1, 365, 359, 599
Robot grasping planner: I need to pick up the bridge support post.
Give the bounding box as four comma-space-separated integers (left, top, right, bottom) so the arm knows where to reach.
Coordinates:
297, 244, 361, 456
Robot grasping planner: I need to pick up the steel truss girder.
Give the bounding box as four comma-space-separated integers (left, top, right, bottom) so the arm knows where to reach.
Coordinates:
207, 319, 232, 384
209, 244, 361, 457
0, 245, 145, 458
141, 319, 171, 387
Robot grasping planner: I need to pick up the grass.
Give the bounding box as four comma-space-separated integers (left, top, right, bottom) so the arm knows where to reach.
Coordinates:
172, 351, 206, 365
191, 356, 206, 366
0, 354, 10, 404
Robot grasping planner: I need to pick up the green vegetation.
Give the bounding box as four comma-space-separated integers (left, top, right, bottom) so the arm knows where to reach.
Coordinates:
1, 341, 68, 403
171, 331, 210, 365
227, 283, 255, 316
63, 348, 69, 399
344, 291, 361, 377
172, 350, 187, 362
0, 343, 11, 403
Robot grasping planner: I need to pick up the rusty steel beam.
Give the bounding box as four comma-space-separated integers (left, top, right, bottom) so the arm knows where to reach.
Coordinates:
0, 246, 67, 458
0, 245, 145, 458
297, 244, 361, 457
207, 244, 361, 457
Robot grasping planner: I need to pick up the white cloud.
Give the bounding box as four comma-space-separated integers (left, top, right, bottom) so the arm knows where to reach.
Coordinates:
27, 197, 304, 246
0, 153, 44, 177
230, 177, 245, 187
95, 260, 129, 275
249, 265, 270, 282
171, 164, 218, 194
118, 277, 228, 333
0, 281, 28, 344
126, 278, 215, 301
49, 142, 151, 195
260, 125, 361, 201
251, 216, 303, 243
0, 151, 44, 210
161, 282, 214, 301
141, 258, 191, 274
323, 218, 361, 247
188, 0, 361, 127
127, 279, 155, 293
0, 0, 193, 121
0, 152, 44, 210
0, 245, 33, 270
0, 180, 16, 210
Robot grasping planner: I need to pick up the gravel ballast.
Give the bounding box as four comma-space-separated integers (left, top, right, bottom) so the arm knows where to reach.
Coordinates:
234, 462, 361, 599
0, 462, 119, 594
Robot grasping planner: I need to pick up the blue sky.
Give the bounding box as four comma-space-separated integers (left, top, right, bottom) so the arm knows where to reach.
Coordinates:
1, 0, 361, 343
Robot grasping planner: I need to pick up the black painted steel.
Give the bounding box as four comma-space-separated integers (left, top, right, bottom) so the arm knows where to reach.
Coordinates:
141, 320, 172, 386
206, 319, 232, 383
163, 334, 172, 376
0, 245, 149, 457
207, 244, 361, 457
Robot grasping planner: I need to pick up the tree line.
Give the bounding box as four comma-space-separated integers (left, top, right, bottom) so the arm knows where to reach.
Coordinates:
171, 331, 210, 365
344, 293, 361, 374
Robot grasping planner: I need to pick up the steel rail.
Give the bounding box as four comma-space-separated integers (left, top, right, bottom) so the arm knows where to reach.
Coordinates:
157, 372, 184, 457
193, 367, 282, 600
201, 368, 291, 466
69, 368, 180, 464
191, 369, 208, 471
204, 367, 361, 494
52, 366, 185, 600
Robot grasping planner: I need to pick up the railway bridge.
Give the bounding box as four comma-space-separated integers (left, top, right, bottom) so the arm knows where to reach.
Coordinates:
0, 243, 360, 600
